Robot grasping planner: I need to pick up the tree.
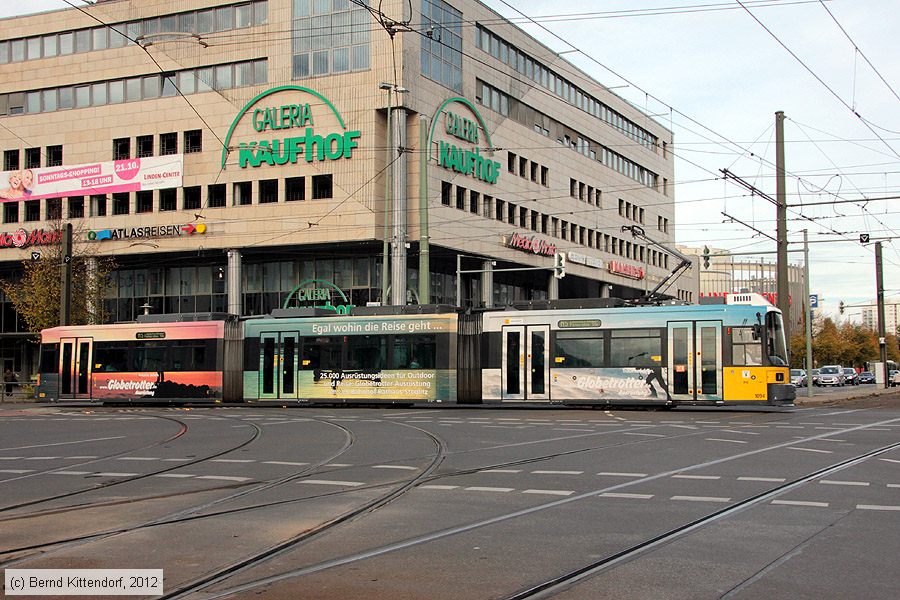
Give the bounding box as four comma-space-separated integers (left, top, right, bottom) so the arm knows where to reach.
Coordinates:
0, 222, 115, 333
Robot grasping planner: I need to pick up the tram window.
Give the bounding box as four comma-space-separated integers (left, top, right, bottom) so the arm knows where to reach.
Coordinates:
94, 343, 130, 372
732, 327, 762, 366
347, 335, 386, 370
608, 329, 661, 367
301, 337, 341, 372
244, 337, 260, 370
39, 343, 59, 372
393, 335, 436, 369
132, 343, 167, 372
554, 331, 604, 368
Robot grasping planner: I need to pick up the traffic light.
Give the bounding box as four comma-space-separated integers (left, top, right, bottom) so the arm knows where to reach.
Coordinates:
839, 301, 845, 315
554, 252, 566, 279
702, 245, 710, 269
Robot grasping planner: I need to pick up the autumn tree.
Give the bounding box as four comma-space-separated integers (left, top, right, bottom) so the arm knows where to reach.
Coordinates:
0, 222, 115, 333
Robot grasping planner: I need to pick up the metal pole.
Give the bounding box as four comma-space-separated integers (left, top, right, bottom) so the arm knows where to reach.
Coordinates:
456, 253, 462, 308
390, 107, 408, 306
876, 241, 888, 388
226, 249, 242, 316
418, 115, 430, 305
381, 88, 392, 305
803, 230, 813, 398
60, 223, 72, 326
775, 111, 791, 349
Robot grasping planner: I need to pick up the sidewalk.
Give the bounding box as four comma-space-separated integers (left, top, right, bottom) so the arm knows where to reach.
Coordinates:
794, 384, 899, 406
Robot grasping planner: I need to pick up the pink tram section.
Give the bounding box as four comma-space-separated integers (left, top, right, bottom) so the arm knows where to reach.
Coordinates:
38, 316, 240, 403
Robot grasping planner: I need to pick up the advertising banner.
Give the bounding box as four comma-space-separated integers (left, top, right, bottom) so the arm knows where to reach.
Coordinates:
0, 155, 183, 202
91, 371, 222, 401
296, 369, 455, 402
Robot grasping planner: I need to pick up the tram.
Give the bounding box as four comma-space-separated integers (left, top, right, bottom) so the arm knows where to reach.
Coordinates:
36, 293, 794, 407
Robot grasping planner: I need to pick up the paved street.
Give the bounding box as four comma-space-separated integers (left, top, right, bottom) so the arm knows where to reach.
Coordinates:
1, 389, 899, 599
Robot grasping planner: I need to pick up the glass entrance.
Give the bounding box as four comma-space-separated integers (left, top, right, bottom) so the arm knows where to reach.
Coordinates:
59, 337, 93, 400
502, 325, 550, 401
667, 321, 722, 402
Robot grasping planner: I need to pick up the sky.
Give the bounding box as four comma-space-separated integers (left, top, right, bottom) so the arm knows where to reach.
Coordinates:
2, 1, 899, 324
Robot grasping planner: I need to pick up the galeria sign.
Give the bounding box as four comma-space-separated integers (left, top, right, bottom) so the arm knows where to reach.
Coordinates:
222, 86, 361, 169
429, 97, 501, 184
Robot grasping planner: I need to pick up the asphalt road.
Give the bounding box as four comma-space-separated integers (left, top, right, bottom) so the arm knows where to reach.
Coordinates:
1, 390, 899, 599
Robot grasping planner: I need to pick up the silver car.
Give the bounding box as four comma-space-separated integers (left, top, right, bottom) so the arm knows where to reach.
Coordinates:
817, 365, 845, 386
790, 369, 807, 387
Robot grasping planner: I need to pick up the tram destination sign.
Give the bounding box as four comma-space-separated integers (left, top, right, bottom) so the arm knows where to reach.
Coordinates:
558, 319, 602, 329
136, 332, 166, 339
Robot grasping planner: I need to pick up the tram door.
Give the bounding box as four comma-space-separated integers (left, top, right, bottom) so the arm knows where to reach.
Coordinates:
667, 321, 723, 402
259, 332, 299, 400
501, 325, 550, 401
59, 337, 93, 400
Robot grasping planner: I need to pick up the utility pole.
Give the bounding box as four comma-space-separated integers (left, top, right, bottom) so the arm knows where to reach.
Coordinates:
803, 230, 813, 398
875, 241, 888, 388
775, 111, 790, 347
60, 223, 73, 326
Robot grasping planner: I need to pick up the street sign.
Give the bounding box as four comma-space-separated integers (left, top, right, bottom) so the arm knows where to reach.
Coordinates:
809, 294, 818, 309
63, 255, 71, 263
30, 252, 40, 261
860, 234, 870, 243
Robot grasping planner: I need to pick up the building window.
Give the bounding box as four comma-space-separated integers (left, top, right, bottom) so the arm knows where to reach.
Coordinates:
25, 147, 41, 169
455, 186, 465, 210
184, 130, 202, 153
137, 135, 154, 158
136, 191, 153, 213
183, 186, 201, 210
208, 183, 225, 207
259, 179, 278, 203
46, 145, 63, 167
311, 174, 333, 200
234, 181, 252, 205
3, 202, 19, 224
160, 132, 177, 155
441, 181, 451, 206
159, 188, 176, 211
67, 196, 85, 218
507, 152, 516, 173
91, 194, 107, 217
47, 198, 62, 220
292, 0, 370, 79
113, 138, 130, 160
24, 200, 40, 221
112, 192, 130, 215
420, 0, 462, 92
285, 176, 305, 201
3, 150, 19, 172
470, 190, 479, 214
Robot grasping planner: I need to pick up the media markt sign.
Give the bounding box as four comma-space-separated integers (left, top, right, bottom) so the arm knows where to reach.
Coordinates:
428, 97, 501, 184
221, 85, 361, 169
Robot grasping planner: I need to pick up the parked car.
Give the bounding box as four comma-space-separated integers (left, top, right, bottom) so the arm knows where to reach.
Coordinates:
843, 367, 859, 385
818, 365, 845, 386
891, 370, 900, 387
857, 371, 876, 384
811, 369, 821, 386
790, 369, 807, 387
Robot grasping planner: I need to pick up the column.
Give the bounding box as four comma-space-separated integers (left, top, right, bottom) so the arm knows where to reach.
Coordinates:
481, 260, 494, 308
390, 107, 408, 306
227, 249, 242, 316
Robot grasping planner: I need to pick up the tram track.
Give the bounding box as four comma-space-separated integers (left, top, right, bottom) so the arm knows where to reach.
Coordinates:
0, 407, 840, 562
186, 415, 900, 600
0, 413, 263, 514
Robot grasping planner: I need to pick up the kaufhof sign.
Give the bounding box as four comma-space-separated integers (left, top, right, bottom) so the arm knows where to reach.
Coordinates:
0, 228, 62, 249
0, 156, 183, 202
608, 260, 645, 280
428, 97, 501, 184
222, 86, 361, 169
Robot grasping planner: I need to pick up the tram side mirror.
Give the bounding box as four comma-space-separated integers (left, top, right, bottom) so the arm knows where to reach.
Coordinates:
752, 324, 762, 341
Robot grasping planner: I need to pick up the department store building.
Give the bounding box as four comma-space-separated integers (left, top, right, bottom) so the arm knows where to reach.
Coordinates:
0, 0, 687, 374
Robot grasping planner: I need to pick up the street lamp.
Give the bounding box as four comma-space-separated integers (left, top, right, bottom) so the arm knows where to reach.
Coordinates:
379, 83, 393, 305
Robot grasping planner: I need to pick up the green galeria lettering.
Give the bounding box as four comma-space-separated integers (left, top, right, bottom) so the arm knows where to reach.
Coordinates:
437, 141, 500, 184
238, 129, 361, 167
445, 111, 479, 144
252, 104, 314, 132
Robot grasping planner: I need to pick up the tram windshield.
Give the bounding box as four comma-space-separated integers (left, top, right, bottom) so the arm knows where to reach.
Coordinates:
765, 311, 788, 366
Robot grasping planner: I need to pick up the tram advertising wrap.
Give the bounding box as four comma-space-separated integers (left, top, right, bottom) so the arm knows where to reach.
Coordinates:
243, 313, 458, 404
